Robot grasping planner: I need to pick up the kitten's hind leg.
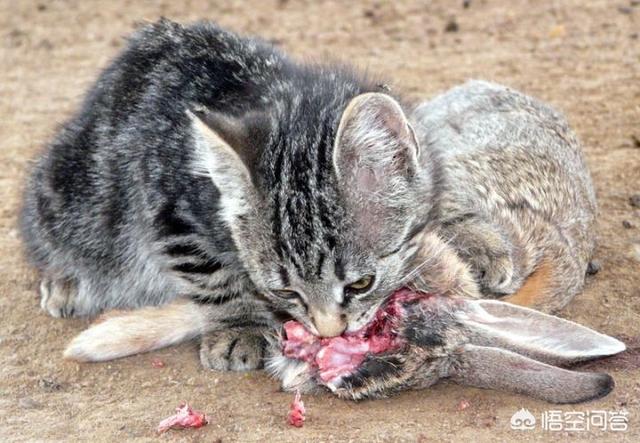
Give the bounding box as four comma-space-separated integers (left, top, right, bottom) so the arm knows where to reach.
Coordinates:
64, 298, 208, 361
39, 276, 78, 318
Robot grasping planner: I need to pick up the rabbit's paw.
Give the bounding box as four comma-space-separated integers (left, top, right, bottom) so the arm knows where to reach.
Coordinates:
442, 218, 520, 296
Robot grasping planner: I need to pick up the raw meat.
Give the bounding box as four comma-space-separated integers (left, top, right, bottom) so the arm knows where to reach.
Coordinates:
282, 288, 430, 385
457, 399, 471, 411
157, 403, 208, 433
287, 391, 306, 427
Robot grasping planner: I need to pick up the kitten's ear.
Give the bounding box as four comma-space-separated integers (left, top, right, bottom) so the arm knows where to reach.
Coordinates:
333, 93, 421, 245
187, 107, 266, 224
333, 92, 420, 186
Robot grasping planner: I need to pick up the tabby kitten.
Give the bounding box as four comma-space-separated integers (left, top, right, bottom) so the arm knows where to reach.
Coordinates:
21, 19, 435, 370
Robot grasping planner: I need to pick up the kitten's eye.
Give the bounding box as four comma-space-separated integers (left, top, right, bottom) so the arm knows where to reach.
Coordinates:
345, 275, 375, 296
272, 289, 300, 300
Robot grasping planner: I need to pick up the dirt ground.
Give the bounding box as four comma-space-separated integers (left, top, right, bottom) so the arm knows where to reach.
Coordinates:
1, 0, 639, 441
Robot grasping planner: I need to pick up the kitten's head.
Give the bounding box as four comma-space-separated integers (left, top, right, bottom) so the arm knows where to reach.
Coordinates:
190, 91, 435, 337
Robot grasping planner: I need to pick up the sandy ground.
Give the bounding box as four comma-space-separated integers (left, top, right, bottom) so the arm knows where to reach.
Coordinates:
1, 0, 639, 441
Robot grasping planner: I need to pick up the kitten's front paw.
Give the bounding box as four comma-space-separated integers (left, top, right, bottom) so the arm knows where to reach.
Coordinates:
39, 277, 78, 318
200, 328, 267, 371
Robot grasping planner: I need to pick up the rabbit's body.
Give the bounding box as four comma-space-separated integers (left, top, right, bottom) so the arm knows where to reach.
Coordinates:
412, 80, 597, 311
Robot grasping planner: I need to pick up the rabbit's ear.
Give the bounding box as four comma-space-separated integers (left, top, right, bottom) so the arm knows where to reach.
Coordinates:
456, 300, 625, 366
449, 344, 615, 404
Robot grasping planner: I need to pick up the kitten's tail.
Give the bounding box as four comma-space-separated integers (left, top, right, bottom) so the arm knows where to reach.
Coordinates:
63, 298, 206, 362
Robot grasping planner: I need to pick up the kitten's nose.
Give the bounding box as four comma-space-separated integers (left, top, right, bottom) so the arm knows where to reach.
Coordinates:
311, 309, 347, 337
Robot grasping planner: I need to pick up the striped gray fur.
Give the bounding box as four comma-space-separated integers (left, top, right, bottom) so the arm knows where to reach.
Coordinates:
21, 19, 434, 370
22, 20, 598, 382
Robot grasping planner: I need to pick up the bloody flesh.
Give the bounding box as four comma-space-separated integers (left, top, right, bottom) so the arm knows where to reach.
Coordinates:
157, 403, 208, 433
282, 288, 430, 384
287, 391, 306, 427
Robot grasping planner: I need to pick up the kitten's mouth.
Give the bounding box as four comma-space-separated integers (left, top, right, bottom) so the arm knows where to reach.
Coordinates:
281, 288, 432, 387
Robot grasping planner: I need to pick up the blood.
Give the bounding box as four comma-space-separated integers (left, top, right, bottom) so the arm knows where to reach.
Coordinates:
157, 403, 208, 433
287, 391, 306, 427
457, 399, 471, 411
282, 288, 430, 384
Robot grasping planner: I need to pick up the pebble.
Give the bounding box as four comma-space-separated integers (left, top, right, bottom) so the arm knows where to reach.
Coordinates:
38, 378, 62, 392
622, 220, 634, 229
630, 194, 640, 208
445, 18, 459, 33
586, 260, 601, 275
